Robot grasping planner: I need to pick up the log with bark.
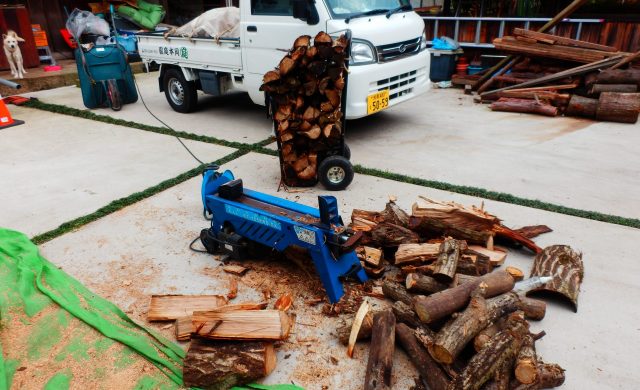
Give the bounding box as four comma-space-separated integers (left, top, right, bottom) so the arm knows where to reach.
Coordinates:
391, 300, 422, 328
413, 270, 515, 324
406, 273, 449, 295
473, 317, 506, 352
433, 238, 462, 283
382, 280, 414, 306
358, 246, 384, 268
183, 338, 276, 389
518, 297, 546, 321
595, 92, 640, 123
429, 290, 520, 364
446, 312, 530, 390
261, 32, 348, 186
589, 83, 638, 95
396, 323, 450, 390
489, 98, 558, 117
565, 95, 598, 119
512, 362, 565, 390
527, 245, 584, 312
514, 333, 538, 384
595, 68, 640, 85
364, 309, 396, 390
512, 225, 553, 239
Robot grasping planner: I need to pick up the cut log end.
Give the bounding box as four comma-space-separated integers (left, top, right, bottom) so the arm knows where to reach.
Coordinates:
515, 360, 538, 384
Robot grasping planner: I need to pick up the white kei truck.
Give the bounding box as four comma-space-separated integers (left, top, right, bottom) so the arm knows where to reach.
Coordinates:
136, 0, 430, 119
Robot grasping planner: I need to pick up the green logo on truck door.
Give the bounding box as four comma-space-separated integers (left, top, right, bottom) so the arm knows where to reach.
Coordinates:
158, 46, 188, 59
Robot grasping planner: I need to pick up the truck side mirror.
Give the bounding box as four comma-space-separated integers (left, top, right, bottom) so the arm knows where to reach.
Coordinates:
293, 0, 319, 25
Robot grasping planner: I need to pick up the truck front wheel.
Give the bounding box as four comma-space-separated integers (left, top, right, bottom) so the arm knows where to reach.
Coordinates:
163, 68, 197, 113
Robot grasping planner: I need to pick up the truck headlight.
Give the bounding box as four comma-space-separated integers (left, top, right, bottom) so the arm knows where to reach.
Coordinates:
420, 28, 427, 50
350, 40, 376, 65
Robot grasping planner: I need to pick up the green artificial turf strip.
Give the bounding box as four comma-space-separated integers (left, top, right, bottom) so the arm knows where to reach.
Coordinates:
354, 165, 640, 229
25, 100, 640, 230
31, 150, 247, 245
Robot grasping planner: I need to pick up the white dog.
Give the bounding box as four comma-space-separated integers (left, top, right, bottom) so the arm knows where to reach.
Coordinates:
3, 30, 27, 79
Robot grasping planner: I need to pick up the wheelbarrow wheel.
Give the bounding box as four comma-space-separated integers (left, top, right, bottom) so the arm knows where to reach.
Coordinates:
318, 155, 354, 191
106, 79, 122, 111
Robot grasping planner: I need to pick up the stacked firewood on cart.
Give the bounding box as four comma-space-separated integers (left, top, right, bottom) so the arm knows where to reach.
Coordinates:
336, 197, 584, 390
260, 32, 351, 188
453, 0, 640, 124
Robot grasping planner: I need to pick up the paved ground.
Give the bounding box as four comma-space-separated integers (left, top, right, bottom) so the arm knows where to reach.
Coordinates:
0, 105, 236, 236
39, 152, 640, 389
26, 72, 640, 217
3, 77, 640, 389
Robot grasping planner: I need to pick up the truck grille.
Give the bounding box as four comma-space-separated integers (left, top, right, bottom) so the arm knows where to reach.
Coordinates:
372, 68, 425, 100
376, 37, 421, 62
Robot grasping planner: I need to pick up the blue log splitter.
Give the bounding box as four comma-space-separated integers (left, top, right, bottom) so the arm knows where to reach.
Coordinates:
199, 165, 368, 303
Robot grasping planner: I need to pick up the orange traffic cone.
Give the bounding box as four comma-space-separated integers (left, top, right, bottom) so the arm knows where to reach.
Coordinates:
0, 99, 24, 129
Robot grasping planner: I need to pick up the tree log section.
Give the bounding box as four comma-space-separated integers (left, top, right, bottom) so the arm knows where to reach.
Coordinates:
381, 201, 410, 227
565, 95, 598, 119
452, 273, 479, 287
183, 338, 276, 389
518, 297, 546, 321
395, 243, 441, 265
414, 270, 515, 324
527, 245, 584, 312
512, 363, 565, 390
446, 313, 529, 390
392, 300, 422, 328
473, 317, 506, 352
396, 323, 450, 390
429, 292, 520, 364
595, 92, 640, 124
382, 280, 414, 306
514, 333, 538, 384
433, 238, 462, 283
364, 310, 396, 390
337, 311, 374, 345
490, 98, 558, 117
590, 84, 638, 94
595, 68, 640, 85
406, 273, 449, 295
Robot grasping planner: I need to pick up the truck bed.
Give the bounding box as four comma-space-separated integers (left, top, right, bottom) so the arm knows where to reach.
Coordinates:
136, 31, 242, 72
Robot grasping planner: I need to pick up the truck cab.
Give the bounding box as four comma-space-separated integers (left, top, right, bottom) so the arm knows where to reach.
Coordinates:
140, 0, 430, 119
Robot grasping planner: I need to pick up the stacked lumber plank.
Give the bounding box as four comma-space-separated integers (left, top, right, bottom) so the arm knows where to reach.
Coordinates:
260, 32, 348, 186
340, 198, 583, 390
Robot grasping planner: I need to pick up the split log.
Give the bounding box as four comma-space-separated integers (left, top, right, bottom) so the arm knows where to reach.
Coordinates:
515, 333, 538, 384
394, 243, 441, 265
414, 326, 437, 350
468, 245, 507, 267
496, 90, 570, 106
429, 291, 520, 364
381, 201, 410, 227
410, 197, 498, 245
175, 302, 268, 341
192, 310, 291, 340
183, 338, 276, 389
512, 362, 565, 390
222, 264, 249, 276
565, 95, 598, 118
347, 301, 372, 357
457, 253, 493, 276
432, 238, 462, 283
595, 68, 640, 85
401, 264, 436, 277
589, 83, 638, 95
357, 246, 384, 268
413, 270, 515, 324
489, 98, 558, 117
382, 280, 413, 306
406, 273, 449, 295
512, 225, 552, 239
337, 310, 374, 345
482, 356, 513, 390
595, 92, 640, 123
447, 313, 529, 390
527, 245, 584, 312
518, 297, 546, 321
364, 310, 396, 390
148, 295, 227, 321
396, 323, 450, 390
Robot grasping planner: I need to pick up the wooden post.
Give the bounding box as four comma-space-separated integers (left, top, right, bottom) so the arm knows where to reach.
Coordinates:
364, 310, 396, 390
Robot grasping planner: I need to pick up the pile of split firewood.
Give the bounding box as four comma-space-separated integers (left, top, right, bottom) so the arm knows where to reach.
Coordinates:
337, 197, 584, 390
145, 266, 294, 389
260, 32, 347, 186
454, 1, 640, 124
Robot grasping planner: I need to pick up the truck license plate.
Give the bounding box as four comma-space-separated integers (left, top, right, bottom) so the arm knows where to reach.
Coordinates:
367, 90, 389, 114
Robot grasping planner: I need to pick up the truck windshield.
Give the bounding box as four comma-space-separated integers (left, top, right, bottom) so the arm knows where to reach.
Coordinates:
326, 0, 411, 18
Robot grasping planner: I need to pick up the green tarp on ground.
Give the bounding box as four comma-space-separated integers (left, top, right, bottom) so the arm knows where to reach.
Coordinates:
0, 228, 183, 389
